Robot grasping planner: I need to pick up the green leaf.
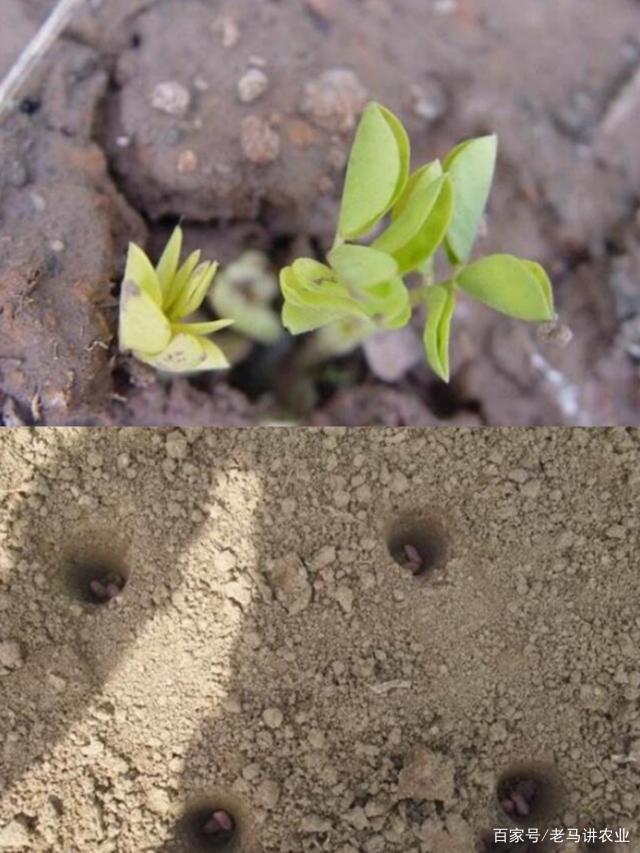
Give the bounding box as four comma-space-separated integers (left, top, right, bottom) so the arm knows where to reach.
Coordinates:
119, 279, 172, 355
522, 260, 555, 318
124, 243, 162, 306
171, 319, 234, 336
292, 258, 336, 285
168, 261, 218, 321
198, 336, 230, 370
456, 254, 555, 322
164, 249, 202, 315
328, 244, 398, 290
286, 261, 362, 316
424, 283, 455, 382
444, 134, 497, 263
156, 226, 183, 301
280, 265, 365, 334
281, 250, 410, 337
361, 278, 411, 328
373, 174, 454, 274
142, 332, 206, 373
391, 160, 443, 222
337, 102, 410, 240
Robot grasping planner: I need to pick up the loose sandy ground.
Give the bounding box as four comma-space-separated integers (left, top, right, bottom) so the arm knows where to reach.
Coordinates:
0, 428, 639, 851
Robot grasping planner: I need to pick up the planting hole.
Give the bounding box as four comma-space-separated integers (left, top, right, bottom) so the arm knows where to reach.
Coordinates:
19, 97, 41, 115
182, 804, 238, 851
387, 514, 448, 578
496, 764, 564, 827
63, 544, 129, 606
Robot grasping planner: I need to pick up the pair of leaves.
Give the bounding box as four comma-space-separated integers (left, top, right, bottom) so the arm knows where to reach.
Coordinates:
280, 246, 410, 336
422, 254, 555, 381
336, 104, 451, 276
337, 102, 498, 271
424, 283, 456, 382
119, 227, 232, 373
373, 163, 454, 274
337, 103, 410, 241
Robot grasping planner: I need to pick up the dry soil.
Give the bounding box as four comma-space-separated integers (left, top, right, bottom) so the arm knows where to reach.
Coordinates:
0, 427, 639, 851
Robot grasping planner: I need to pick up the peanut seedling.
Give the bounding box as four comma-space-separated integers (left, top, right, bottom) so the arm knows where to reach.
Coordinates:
279, 101, 555, 381
118, 226, 232, 373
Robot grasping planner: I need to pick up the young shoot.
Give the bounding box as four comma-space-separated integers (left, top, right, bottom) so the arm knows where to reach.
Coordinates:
279, 101, 555, 381
118, 226, 233, 373
208, 251, 283, 345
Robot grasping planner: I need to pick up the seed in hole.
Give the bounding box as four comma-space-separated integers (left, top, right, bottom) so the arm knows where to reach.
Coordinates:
496, 769, 559, 825
501, 778, 537, 817
202, 810, 235, 840
400, 543, 423, 574
88, 571, 126, 604
184, 806, 237, 850
496, 764, 564, 833
387, 517, 448, 578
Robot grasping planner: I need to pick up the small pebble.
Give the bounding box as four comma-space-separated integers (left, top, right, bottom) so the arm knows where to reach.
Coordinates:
151, 81, 191, 117
301, 69, 367, 132
194, 75, 210, 92
238, 69, 269, 104
255, 779, 281, 810
537, 320, 574, 348
241, 117, 280, 165
0, 640, 23, 673
30, 192, 46, 212
263, 707, 283, 729
411, 78, 448, 123
213, 16, 240, 48
177, 150, 198, 174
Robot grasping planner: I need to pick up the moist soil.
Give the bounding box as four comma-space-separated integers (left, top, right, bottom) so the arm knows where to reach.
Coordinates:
1, 0, 640, 426
0, 427, 639, 851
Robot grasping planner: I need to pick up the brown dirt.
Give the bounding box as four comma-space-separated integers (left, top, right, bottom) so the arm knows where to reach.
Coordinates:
1, 427, 640, 851
1, 0, 640, 424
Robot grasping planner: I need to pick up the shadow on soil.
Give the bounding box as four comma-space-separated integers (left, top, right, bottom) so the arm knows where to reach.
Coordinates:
0, 430, 216, 787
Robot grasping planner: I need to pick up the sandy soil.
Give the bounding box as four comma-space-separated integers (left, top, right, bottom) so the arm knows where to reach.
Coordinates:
1, 427, 639, 851
0, 0, 640, 425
